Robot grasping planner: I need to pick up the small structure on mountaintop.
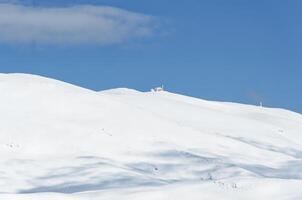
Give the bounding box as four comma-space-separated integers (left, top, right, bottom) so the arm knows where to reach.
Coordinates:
151, 85, 164, 92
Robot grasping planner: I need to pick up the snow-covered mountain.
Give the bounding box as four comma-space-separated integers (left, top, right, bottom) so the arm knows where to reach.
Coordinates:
1, 73, 302, 200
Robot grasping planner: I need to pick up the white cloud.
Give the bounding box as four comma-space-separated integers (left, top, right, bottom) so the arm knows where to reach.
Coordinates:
0, 4, 158, 45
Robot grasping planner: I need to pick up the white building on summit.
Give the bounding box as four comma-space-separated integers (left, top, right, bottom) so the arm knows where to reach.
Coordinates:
151, 85, 164, 92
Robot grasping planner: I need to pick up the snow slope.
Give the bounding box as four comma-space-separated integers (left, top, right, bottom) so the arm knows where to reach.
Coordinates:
0, 73, 302, 199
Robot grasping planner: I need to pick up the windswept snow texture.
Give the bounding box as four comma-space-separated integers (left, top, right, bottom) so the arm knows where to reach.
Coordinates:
1, 73, 302, 199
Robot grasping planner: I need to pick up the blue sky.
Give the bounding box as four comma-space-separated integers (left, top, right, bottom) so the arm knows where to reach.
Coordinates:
0, 0, 301, 113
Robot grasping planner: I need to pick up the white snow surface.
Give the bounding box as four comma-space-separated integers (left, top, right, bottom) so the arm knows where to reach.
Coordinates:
1, 73, 302, 199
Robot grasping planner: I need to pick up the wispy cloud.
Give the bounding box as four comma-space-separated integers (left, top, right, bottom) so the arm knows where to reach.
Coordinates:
0, 4, 158, 45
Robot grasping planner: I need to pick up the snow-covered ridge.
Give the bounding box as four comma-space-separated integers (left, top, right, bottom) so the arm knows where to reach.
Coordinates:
0, 73, 94, 93
99, 88, 143, 95
0, 73, 302, 200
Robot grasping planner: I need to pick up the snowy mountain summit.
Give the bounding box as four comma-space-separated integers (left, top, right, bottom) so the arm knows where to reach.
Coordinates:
1, 73, 302, 200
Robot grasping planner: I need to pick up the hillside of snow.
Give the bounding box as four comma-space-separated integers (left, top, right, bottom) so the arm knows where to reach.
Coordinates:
1, 73, 302, 200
